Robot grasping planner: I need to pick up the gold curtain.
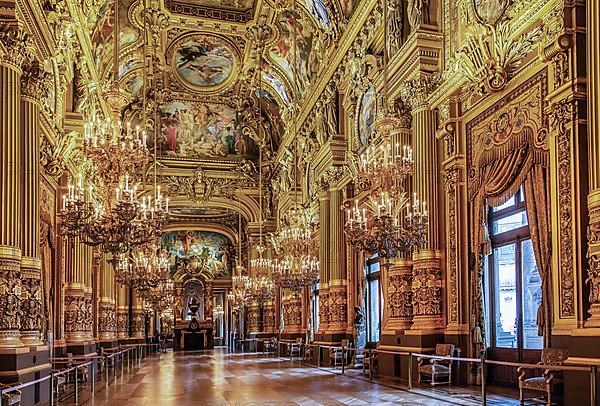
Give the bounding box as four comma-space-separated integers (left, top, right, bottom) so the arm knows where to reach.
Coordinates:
470, 143, 533, 354
523, 165, 552, 348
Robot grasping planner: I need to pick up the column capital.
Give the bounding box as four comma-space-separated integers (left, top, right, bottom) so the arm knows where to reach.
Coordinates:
0, 22, 33, 71
399, 74, 441, 112
21, 60, 51, 102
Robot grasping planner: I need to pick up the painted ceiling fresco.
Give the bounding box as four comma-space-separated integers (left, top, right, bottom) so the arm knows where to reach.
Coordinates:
172, 34, 235, 89
161, 230, 234, 278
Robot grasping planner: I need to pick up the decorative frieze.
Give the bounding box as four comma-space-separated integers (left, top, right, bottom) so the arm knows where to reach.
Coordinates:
411, 253, 443, 331
98, 303, 117, 338
64, 293, 92, 341
0, 257, 22, 347
20, 268, 43, 344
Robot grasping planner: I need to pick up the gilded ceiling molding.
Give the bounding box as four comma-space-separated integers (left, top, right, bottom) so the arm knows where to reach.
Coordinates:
40, 130, 78, 181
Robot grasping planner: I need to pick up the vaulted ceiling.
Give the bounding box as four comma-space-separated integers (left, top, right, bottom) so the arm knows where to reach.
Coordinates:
83, 0, 353, 234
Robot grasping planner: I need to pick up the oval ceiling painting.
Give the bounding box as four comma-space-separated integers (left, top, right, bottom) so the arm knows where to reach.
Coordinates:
172, 34, 235, 89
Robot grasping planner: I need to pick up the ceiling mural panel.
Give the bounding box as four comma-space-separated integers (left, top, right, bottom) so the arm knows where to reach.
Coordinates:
155, 100, 257, 159
161, 230, 234, 278
171, 34, 236, 89
269, 8, 317, 98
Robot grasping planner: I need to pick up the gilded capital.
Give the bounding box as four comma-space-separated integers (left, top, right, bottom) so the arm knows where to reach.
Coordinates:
21, 61, 51, 101
0, 23, 33, 71
399, 74, 441, 112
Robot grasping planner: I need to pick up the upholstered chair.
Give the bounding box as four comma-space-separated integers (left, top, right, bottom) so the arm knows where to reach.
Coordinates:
0, 383, 21, 406
518, 348, 568, 406
417, 343, 455, 386
329, 339, 350, 367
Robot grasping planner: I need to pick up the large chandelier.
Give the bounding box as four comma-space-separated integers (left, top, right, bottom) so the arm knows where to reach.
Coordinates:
344, 0, 427, 259
143, 278, 175, 312
272, 206, 320, 293
59, 0, 168, 256
228, 268, 250, 310
245, 275, 275, 303
115, 240, 170, 289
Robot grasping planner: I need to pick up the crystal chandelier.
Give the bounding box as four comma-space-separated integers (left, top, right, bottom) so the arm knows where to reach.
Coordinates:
245, 274, 276, 303
143, 278, 175, 312
272, 206, 320, 293
59, 0, 168, 257
115, 240, 170, 289
228, 269, 249, 310
344, 0, 428, 259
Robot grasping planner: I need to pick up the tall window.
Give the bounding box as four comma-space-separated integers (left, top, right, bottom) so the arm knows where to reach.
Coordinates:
364, 256, 381, 343
485, 188, 543, 350
311, 282, 319, 340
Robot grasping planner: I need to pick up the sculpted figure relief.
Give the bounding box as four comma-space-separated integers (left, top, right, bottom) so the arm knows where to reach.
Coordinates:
388, 0, 404, 54
407, 0, 430, 30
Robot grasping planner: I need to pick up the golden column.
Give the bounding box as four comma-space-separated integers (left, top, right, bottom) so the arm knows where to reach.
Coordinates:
401, 76, 444, 333
0, 24, 29, 348
317, 183, 331, 335
327, 185, 349, 335
586, 0, 600, 326
98, 254, 116, 343
18, 60, 48, 346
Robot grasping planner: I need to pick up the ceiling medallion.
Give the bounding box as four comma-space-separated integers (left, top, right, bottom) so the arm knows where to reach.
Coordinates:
168, 33, 238, 92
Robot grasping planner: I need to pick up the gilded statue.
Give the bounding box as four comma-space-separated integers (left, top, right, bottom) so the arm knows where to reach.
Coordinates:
388, 0, 404, 54
407, 0, 430, 31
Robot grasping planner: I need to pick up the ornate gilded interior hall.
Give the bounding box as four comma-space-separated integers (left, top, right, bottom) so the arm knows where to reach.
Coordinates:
1, 0, 600, 404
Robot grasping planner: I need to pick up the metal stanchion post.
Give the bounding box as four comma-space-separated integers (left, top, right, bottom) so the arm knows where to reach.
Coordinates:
105, 356, 109, 386
91, 362, 95, 393
408, 352, 413, 390
50, 372, 54, 406
591, 365, 597, 406
127, 350, 130, 370
480, 355, 487, 406
369, 351, 373, 382
121, 353, 124, 376
341, 348, 345, 375
75, 367, 79, 405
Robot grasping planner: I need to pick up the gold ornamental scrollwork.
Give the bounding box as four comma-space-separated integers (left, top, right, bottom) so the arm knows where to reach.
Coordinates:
40, 131, 77, 180
548, 98, 576, 318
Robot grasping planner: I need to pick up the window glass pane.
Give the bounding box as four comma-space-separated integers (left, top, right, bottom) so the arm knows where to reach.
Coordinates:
493, 244, 517, 348
521, 239, 543, 349
368, 279, 380, 342
369, 261, 380, 274
493, 196, 516, 212
493, 211, 528, 234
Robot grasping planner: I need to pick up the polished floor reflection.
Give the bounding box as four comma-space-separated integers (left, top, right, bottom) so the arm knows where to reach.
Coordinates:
86, 349, 518, 405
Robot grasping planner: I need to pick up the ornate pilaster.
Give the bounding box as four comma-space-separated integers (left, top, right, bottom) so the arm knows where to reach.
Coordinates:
63, 238, 93, 343
401, 76, 444, 333
116, 284, 129, 340
262, 300, 276, 334
19, 60, 49, 346
0, 23, 30, 348
328, 185, 349, 333
382, 258, 413, 334
586, 0, 600, 327
317, 182, 331, 334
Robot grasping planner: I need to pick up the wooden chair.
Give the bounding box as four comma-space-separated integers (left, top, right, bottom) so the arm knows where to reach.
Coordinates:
417, 343, 455, 386
0, 382, 21, 406
362, 343, 379, 377
329, 339, 350, 367
518, 348, 568, 405
67, 353, 89, 383
289, 338, 303, 358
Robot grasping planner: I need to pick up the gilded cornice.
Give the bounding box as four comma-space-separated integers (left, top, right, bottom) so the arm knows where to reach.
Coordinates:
17, 0, 55, 60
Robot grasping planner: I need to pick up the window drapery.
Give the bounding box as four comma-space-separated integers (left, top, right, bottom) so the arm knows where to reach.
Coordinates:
469, 139, 551, 351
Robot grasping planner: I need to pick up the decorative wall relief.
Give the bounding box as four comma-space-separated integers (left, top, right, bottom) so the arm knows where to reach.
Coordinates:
64, 294, 92, 336
548, 99, 576, 318
0, 265, 22, 332
20, 272, 42, 332
387, 273, 413, 319
444, 168, 460, 324
98, 303, 117, 334
411, 264, 442, 317
328, 287, 348, 326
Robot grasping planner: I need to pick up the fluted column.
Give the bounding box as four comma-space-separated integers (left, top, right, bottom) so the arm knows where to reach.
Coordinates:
64, 238, 93, 343
19, 60, 49, 346
401, 76, 444, 333
0, 24, 29, 348
98, 254, 116, 342
586, 0, 600, 326
317, 186, 330, 334
327, 188, 348, 334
